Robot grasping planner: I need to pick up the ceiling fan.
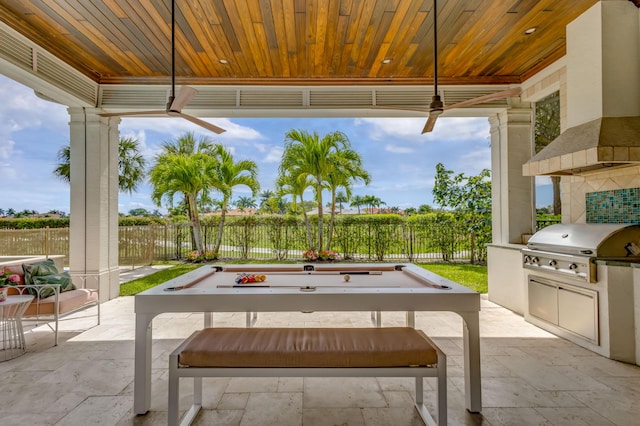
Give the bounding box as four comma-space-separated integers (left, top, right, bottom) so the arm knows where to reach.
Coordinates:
383, 0, 521, 134
100, 0, 225, 134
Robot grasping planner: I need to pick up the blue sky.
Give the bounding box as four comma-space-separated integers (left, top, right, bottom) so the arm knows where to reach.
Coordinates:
0, 75, 552, 214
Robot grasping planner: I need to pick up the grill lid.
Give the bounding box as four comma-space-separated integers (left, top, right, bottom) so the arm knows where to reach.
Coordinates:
526, 223, 640, 257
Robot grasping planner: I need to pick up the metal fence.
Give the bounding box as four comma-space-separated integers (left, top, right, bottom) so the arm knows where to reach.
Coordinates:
1, 222, 480, 266
0, 220, 557, 267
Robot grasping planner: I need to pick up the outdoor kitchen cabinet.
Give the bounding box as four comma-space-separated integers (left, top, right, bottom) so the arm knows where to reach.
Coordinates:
528, 277, 598, 343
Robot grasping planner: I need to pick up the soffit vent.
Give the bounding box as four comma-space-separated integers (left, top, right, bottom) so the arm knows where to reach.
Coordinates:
310, 90, 372, 107
376, 89, 432, 106
99, 86, 169, 108
36, 53, 96, 104
442, 89, 511, 107
0, 27, 32, 69
187, 89, 237, 108
240, 90, 303, 107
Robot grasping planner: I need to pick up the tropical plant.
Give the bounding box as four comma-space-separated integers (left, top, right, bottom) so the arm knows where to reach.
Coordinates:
535, 91, 561, 214
258, 190, 275, 212
276, 171, 315, 247
209, 144, 260, 257
280, 129, 368, 251
335, 191, 348, 213
324, 153, 370, 248
53, 136, 147, 194
433, 163, 492, 263
235, 196, 257, 211
349, 195, 366, 214
418, 204, 434, 214
148, 132, 218, 253
362, 194, 385, 213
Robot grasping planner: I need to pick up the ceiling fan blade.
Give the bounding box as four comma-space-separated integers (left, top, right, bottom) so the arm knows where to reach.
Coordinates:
99, 110, 168, 117
170, 112, 226, 134
443, 87, 522, 111
170, 86, 197, 112
422, 114, 439, 134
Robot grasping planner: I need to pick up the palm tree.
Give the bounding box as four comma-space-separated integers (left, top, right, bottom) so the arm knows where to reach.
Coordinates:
325, 154, 370, 248
335, 191, 348, 214
276, 171, 315, 248
148, 132, 218, 253
53, 136, 146, 194
235, 196, 257, 211
362, 195, 385, 213
210, 144, 260, 257
350, 195, 366, 214
280, 129, 365, 251
259, 190, 275, 212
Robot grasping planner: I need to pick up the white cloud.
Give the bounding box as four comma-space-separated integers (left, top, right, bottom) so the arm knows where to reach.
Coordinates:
456, 144, 492, 173
385, 144, 414, 154
119, 116, 262, 142
355, 117, 425, 141
0, 78, 68, 130
425, 117, 490, 142
0, 138, 15, 160
263, 146, 284, 163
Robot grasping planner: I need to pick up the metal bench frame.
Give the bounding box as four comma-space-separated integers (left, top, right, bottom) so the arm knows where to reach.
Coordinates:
168, 329, 447, 426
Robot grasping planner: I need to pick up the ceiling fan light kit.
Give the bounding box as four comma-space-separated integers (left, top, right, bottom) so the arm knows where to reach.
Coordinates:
99, 0, 225, 134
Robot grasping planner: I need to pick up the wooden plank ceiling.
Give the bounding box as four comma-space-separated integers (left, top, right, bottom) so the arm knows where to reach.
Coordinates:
0, 0, 601, 87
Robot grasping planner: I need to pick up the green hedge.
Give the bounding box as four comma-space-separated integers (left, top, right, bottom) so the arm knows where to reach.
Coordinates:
0, 216, 171, 229
1, 212, 491, 264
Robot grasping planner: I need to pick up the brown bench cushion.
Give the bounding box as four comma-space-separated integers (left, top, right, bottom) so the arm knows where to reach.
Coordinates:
179, 327, 438, 368
23, 289, 98, 316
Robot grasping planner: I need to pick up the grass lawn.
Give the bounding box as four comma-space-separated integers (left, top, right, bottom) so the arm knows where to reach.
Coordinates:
119, 261, 488, 295
119, 263, 202, 296
416, 262, 488, 293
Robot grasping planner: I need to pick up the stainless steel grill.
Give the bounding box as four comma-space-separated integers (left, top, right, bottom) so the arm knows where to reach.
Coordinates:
522, 223, 640, 282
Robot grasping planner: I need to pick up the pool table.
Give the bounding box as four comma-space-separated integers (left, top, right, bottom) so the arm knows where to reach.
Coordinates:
134, 263, 482, 414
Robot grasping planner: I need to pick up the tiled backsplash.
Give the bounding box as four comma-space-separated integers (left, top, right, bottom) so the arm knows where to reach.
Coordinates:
586, 187, 640, 223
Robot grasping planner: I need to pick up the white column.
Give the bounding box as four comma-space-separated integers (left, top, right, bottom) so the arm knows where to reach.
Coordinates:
489, 103, 535, 244
68, 108, 120, 301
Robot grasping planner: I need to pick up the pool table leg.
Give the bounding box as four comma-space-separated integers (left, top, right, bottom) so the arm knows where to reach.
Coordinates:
134, 313, 154, 415
406, 311, 415, 328
459, 310, 482, 413
370, 311, 382, 327
204, 312, 213, 328
246, 312, 258, 327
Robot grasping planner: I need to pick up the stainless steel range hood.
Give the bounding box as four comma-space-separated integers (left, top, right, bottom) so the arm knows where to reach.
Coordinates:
522, 117, 640, 176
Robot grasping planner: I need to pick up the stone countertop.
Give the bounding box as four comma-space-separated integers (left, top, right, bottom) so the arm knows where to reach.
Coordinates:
594, 258, 640, 267
487, 243, 526, 251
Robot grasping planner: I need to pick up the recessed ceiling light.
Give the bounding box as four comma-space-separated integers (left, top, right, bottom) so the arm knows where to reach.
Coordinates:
381, 58, 392, 64
524, 27, 537, 35
219, 59, 229, 64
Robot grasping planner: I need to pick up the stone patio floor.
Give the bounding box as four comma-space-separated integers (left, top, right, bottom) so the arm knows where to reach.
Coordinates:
1, 294, 639, 425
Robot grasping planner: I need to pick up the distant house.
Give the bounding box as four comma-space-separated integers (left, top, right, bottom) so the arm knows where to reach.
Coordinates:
204, 208, 258, 217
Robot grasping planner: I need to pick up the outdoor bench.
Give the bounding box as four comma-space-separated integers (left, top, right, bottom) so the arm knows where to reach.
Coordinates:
168, 326, 447, 426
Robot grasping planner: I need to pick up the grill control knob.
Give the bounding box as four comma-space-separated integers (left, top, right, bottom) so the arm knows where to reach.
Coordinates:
548, 260, 557, 267
569, 263, 578, 270
531, 257, 539, 264
523, 255, 531, 263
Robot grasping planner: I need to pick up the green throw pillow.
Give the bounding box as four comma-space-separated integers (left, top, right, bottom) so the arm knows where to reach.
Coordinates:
22, 259, 59, 285
30, 272, 76, 299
